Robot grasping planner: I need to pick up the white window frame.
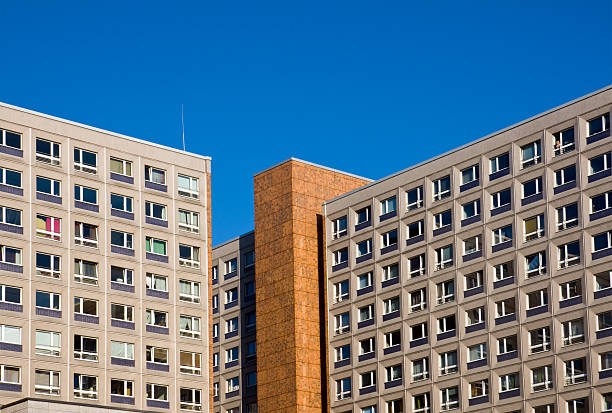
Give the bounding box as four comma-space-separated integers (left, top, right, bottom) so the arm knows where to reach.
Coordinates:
35, 138, 60, 165
177, 174, 199, 199
409, 254, 426, 277
433, 210, 452, 230
557, 203, 578, 231
437, 279, 455, 304
495, 298, 515, 318
380, 197, 397, 215
595, 271, 612, 292
435, 245, 453, 270
469, 379, 488, 399
146, 309, 168, 328
36, 214, 61, 241
146, 236, 167, 256
437, 315, 456, 334
358, 304, 374, 322
491, 188, 511, 209
527, 289, 548, 310
74, 334, 98, 361
335, 344, 350, 362
74, 148, 97, 174
0, 324, 21, 345
74, 222, 98, 248
110, 340, 134, 360
359, 370, 376, 389
178, 209, 199, 233
555, 165, 576, 187
587, 113, 610, 136
110, 193, 133, 213
0, 206, 21, 227
562, 318, 584, 346
226, 376, 240, 392
356, 206, 370, 224
34, 369, 60, 395
144, 165, 166, 185
412, 357, 429, 381
109, 157, 132, 177
524, 214, 545, 241
490, 152, 509, 174
179, 244, 200, 268
531, 365, 553, 392
358, 271, 373, 290
381, 229, 398, 248
522, 177, 542, 199
146, 345, 168, 365
463, 235, 481, 255
413, 393, 430, 413
336, 377, 351, 401
526, 252, 547, 277
110, 229, 133, 249
333, 248, 348, 266
439, 351, 458, 375
36, 176, 61, 197
521, 141, 542, 168
145, 383, 168, 401
464, 271, 483, 290
332, 216, 347, 239
589, 152, 611, 175
553, 127, 575, 156
35, 252, 61, 278
407, 186, 423, 210
74, 184, 98, 205
0, 167, 22, 189
410, 288, 427, 312
468, 343, 487, 362
440, 387, 459, 411
383, 296, 400, 315
593, 231, 612, 252
461, 164, 479, 185
560, 280, 581, 301
382, 263, 399, 281
145, 201, 168, 221
359, 337, 375, 355
466, 307, 485, 326
179, 350, 202, 375
110, 303, 134, 322
110, 378, 134, 398
179, 315, 201, 339
35, 330, 61, 357
498, 335, 517, 355
462, 199, 480, 219
179, 388, 201, 410
558, 241, 581, 268
499, 373, 519, 392
333, 280, 349, 303
356, 239, 371, 257
564, 358, 587, 385
74, 259, 98, 285
74, 297, 98, 317
433, 176, 451, 201
73, 373, 97, 399
493, 225, 512, 245
591, 191, 612, 213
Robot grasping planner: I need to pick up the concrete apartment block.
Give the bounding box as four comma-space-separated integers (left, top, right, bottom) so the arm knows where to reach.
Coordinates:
0, 102, 212, 413
323, 86, 612, 413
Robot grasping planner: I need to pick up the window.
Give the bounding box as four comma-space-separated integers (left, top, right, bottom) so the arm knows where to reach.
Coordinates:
531, 365, 553, 392
526, 251, 547, 277
435, 245, 453, 270
358, 271, 372, 289
594, 230, 612, 252
469, 379, 488, 399
566, 398, 588, 413
384, 330, 401, 348
411, 322, 427, 341
492, 225, 512, 246
179, 280, 200, 303
110, 266, 133, 286
356, 206, 371, 225
225, 287, 238, 304
74, 259, 97, 285
36, 176, 61, 197
336, 377, 351, 400
333, 248, 348, 266
462, 199, 480, 219
145, 272, 168, 292
500, 373, 519, 392
111, 229, 133, 249
74, 335, 98, 361
463, 235, 481, 255
554, 126, 575, 155
433, 210, 452, 229
381, 229, 398, 248
333, 280, 349, 303
527, 289, 548, 309
359, 370, 376, 389
386, 364, 402, 382
110, 157, 132, 176
558, 241, 580, 268
212, 295, 218, 311
491, 152, 510, 174
146, 345, 168, 364
413, 393, 430, 413
110, 340, 134, 360
462, 164, 479, 185
36, 138, 60, 165
557, 203, 578, 231
524, 214, 545, 241
179, 350, 202, 375
73, 373, 97, 399
145, 165, 166, 185
466, 307, 485, 326
361, 406, 376, 413
0, 284, 21, 305
36, 290, 60, 310
380, 196, 397, 216
494, 261, 513, 281
439, 350, 458, 375
602, 352, 612, 372
603, 393, 612, 413
523, 177, 543, 199
562, 318, 584, 346
146, 383, 168, 402
334, 312, 349, 334
74, 148, 97, 173
178, 174, 199, 198
560, 280, 582, 301
179, 387, 202, 411
564, 358, 587, 385
110, 378, 133, 398
36, 214, 61, 241
145, 201, 167, 220
74, 222, 98, 247
410, 288, 427, 312
74, 184, 98, 205
358, 304, 374, 322
178, 209, 199, 233
529, 326, 551, 353
110, 303, 134, 322
179, 244, 200, 268
35, 252, 60, 278
595, 271, 612, 291
468, 343, 487, 362
359, 337, 375, 355
387, 399, 404, 413
465, 270, 483, 290
433, 176, 451, 201
408, 254, 426, 277
110, 193, 133, 212
597, 311, 612, 331
335, 344, 350, 362
146, 309, 167, 328
35, 330, 61, 356
437, 279, 455, 304
498, 335, 517, 354
212, 323, 218, 338
0, 167, 21, 188
332, 216, 347, 239
74, 297, 97, 317
592, 191, 612, 214
382, 263, 399, 281
555, 164, 576, 187
180, 315, 201, 339
356, 239, 372, 257
146, 236, 167, 256
407, 186, 424, 210
246, 341, 256, 358
0, 324, 20, 345
521, 141, 542, 168
0, 206, 21, 228
35, 369, 60, 395
589, 152, 612, 175
246, 372, 257, 387
491, 188, 511, 209
440, 387, 459, 411
408, 220, 424, 239
383, 296, 400, 315
495, 298, 515, 318
587, 112, 610, 137
412, 357, 429, 381
438, 314, 456, 334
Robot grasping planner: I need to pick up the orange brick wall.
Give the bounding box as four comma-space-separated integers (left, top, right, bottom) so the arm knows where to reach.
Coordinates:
254, 160, 369, 413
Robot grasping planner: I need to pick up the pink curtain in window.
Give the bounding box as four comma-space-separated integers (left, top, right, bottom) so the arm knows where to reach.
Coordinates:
44, 217, 60, 233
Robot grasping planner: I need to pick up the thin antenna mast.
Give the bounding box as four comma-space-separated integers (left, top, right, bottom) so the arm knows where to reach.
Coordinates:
181, 104, 186, 151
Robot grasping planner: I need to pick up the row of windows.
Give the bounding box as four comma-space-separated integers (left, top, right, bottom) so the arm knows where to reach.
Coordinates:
212, 280, 256, 310
331, 150, 611, 239
212, 312, 256, 339
0, 133, 202, 198
0, 363, 203, 410
212, 342, 257, 368
211, 250, 255, 283
211, 373, 257, 397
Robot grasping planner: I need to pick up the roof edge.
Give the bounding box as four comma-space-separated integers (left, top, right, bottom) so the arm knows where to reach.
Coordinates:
254, 157, 373, 182
212, 230, 255, 250
0, 101, 212, 161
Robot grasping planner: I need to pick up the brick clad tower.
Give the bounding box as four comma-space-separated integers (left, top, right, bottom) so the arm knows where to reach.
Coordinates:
253, 159, 370, 413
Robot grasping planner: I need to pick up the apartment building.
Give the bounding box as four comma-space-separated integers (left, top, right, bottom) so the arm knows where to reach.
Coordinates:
0, 102, 212, 413
211, 231, 257, 413
324, 86, 612, 413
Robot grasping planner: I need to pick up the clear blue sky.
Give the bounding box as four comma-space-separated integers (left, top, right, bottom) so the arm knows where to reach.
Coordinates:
1, 1, 610, 244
